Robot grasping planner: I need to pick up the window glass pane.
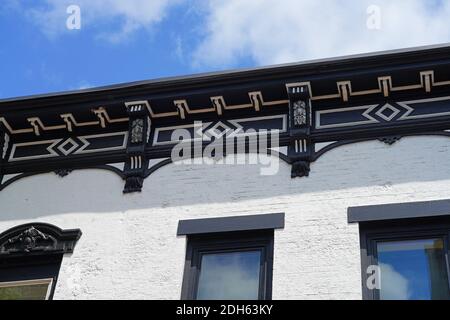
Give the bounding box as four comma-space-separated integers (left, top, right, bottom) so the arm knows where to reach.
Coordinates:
196, 250, 261, 300
377, 238, 450, 300
0, 281, 51, 300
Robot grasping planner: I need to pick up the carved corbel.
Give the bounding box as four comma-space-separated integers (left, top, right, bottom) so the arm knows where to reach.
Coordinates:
54, 169, 73, 177
123, 101, 151, 193
287, 85, 312, 178
291, 160, 310, 178
378, 136, 402, 145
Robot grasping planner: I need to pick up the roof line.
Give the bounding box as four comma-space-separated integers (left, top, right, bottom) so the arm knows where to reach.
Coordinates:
2, 42, 450, 104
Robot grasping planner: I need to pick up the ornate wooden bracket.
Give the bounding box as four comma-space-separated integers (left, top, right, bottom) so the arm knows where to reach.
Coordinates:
0, 223, 82, 257
54, 169, 73, 177
287, 85, 312, 178
123, 101, 151, 193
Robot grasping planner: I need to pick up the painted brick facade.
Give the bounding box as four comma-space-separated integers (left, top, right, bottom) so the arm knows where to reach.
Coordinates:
0, 136, 449, 299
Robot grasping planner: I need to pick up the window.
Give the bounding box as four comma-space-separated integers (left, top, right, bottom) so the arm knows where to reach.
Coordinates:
0, 223, 82, 300
181, 230, 274, 300
0, 254, 63, 300
359, 217, 450, 300
178, 213, 284, 300
0, 279, 53, 300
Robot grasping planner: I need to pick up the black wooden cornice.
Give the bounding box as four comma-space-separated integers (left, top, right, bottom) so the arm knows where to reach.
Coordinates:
1, 44, 450, 192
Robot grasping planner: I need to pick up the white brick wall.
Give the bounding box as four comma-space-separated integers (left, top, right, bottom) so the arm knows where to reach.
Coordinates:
0, 136, 450, 299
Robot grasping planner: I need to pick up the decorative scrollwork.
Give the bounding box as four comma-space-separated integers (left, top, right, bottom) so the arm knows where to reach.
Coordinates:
131, 119, 144, 144
0, 223, 82, 256
2, 226, 53, 253
293, 101, 307, 126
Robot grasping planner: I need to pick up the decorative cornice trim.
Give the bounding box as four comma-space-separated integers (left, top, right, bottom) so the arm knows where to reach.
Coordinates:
8, 132, 128, 162
1, 71, 449, 136
0, 165, 125, 192
287, 70, 449, 102
315, 96, 450, 130
0, 132, 448, 192
1, 109, 128, 136
1, 47, 450, 192
0, 223, 82, 257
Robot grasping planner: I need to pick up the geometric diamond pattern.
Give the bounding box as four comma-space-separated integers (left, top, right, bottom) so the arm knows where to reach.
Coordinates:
203, 121, 237, 139
57, 138, 80, 156
375, 103, 401, 122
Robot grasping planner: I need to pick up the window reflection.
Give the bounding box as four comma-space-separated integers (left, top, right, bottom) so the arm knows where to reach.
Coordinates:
377, 238, 450, 300
0, 279, 52, 300
196, 250, 261, 300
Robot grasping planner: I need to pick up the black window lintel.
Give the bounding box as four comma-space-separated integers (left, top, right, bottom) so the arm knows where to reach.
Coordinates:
177, 212, 284, 236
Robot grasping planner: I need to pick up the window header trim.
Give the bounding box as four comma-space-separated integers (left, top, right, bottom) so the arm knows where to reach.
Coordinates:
0, 223, 82, 257
177, 213, 284, 236
348, 199, 450, 223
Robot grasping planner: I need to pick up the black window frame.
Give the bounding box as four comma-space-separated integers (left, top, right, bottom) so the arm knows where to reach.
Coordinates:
0, 254, 63, 300
181, 229, 274, 300
359, 216, 450, 300
0, 223, 82, 300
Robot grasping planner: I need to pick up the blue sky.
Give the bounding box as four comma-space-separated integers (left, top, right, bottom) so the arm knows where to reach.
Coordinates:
1, 0, 449, 99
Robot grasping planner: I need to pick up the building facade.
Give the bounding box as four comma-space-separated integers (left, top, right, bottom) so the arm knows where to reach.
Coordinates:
1, 45, 450, 300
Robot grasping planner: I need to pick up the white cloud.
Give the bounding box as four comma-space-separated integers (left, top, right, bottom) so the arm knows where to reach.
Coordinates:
22, 0, 183, 42
72, 80, 92, 90
379, 263, 411, 300
196, 252, 260, 299
192, 0, 450, 68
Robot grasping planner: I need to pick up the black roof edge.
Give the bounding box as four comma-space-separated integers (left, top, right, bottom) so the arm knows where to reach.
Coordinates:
2, 43, 450, 106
